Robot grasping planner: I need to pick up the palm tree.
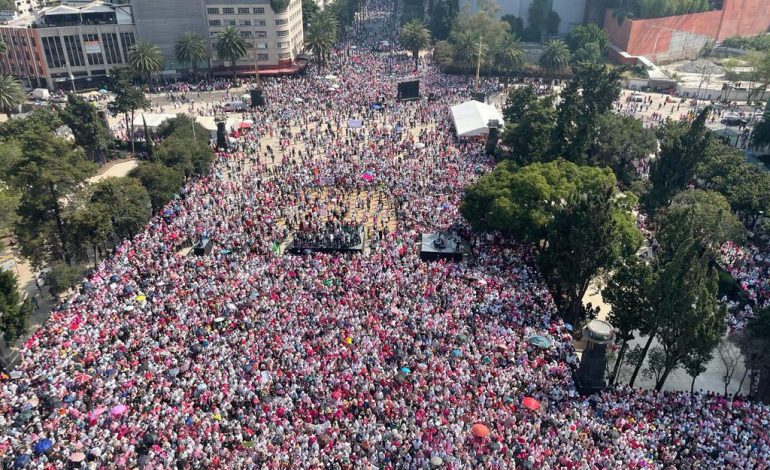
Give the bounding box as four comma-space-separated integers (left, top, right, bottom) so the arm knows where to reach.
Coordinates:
175, 32, 208, 77
0, 75, 25, 118
539, 39, 570, 77
216, 26, 247, 81
304, 13, 338, 68
0, 39, 7, 56
492, 33, 525, 82
128, 39, 163, 84
451, 29, 487, 72
399, 20, 431, 70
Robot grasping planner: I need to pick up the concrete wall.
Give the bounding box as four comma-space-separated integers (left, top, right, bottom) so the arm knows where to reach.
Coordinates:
462, 0, 586, 35
605, 0, 770, 63
132, 0, 210, 66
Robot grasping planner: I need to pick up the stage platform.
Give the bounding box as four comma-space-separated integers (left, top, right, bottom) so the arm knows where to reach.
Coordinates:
420, 233, 463, 262
286, 228, 365, 255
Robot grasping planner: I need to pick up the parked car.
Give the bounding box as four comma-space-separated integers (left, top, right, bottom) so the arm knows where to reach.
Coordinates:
721, 115, 748, 127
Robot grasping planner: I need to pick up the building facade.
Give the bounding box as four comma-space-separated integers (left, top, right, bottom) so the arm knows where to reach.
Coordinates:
0, 1, 136, 90
204, 0, 304, 75
462, 0, 587, 35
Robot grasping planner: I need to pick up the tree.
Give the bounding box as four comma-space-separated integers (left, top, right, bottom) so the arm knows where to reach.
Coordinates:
645, 108, 711, 211
0, 269, 32, 343
652, 238, 724, 391
108, 70, 150, 156
565, 24, 609, 54
429, 0, 459, 41
46, 262, 86, 298
539, 186, 642, 325
538, 40, 570, 76
655, 189, 745, 262
604, 256, 654, 385
527, 0, 559, 41
59, 94, 111, 163
0, 38, 6, 56
129, 162, 185, 212
717, 337, 744, 396
156, 135, 214, 178
1, 132, 95, 267
216, 26, 247, 81
400, 20, 431, 70
698, 145, 770, 227
0, 185, 20, 241
128, 39, 163, 84
89, 177, 152, 241
302, 0, 320, 29
682, 347, 712, 394
446, 1, 510, 72
0, 107, 62, 140
492, 33, 525, 80
462, 160, 641, 324
501, 94, 556, 164
743, 308, 770, 402
572, 42, 603, 64
0, 75, 25, 118
450, 28, 487, 71
66, 200, 113, 265
502, 86, 538, 122
750, 106, 770, 151
590, 113, 657, 187
156, 113, 210, 145
551, 63, 624, 163
305, 11, 338, 68
175, 32, 209, 77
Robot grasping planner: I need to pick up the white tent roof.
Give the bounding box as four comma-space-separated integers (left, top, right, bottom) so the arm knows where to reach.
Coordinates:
450, 100, 504, 137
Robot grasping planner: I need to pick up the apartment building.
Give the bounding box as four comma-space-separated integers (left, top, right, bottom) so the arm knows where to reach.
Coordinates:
205, 0, 304, 75
0, 0, 136, 89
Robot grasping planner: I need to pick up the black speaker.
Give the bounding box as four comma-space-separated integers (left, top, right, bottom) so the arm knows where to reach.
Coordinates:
397, 80, 420, 101
473, 92, 486, 103
250, 89, 265, 107
193, 238, 213, 256
216, 121, 228, 149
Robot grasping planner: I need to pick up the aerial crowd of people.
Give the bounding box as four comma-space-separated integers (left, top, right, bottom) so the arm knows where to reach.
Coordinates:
1, 1, 770, 469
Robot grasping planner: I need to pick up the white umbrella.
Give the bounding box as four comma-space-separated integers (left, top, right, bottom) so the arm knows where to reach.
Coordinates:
241, 93, 251, 100
293, 97, 304, 103
324, 74, 337, 81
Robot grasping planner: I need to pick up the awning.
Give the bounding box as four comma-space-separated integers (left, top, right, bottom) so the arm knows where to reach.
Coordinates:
450, 100, 504, 137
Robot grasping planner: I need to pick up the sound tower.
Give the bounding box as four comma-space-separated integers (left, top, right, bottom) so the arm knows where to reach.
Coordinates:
250, 88, 265, 107
397, 80, 420, 101
216, 121, 228, 149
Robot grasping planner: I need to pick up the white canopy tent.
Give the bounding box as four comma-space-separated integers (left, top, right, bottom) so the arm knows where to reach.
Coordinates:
450, 100, 504, 137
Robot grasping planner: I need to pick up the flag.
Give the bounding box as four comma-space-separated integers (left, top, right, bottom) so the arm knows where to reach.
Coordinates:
270, 241, 280, 254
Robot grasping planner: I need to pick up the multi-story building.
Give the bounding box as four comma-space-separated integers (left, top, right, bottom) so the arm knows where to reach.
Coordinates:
0, 0, 136, 90
462, 0, 587, 35
205, 0, 304, 75
131, 0, 305, 77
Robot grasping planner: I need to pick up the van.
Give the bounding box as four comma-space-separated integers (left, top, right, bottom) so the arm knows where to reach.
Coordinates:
630, 93, 644, 103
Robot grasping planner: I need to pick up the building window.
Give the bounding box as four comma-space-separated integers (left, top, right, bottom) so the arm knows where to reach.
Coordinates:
120, 32, 135, 61
225, 19, 236, 26
257, 53, 269, 61
255, 19, 266, 26
275, 19, 288, 25
253, 7, 264, 14
245, 42, 253, 49
82, 33, 104, 66
209, 19, 221, 26
102, 33, 121, 65
276, 30, 289, 37
207, 7, 219, 14
255, 31, 267, 38
222, 7, 234, 14
41, 36, 66, 69
277, 41, 289, 48
278, 52, 291, 59
237, 7, 249, 14
62, 35, 85, 67
240, 30, 252, 37
239, 19, 251, 26
256, 42, 268, 49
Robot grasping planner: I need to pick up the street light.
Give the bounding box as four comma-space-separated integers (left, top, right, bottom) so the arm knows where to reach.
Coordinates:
69, 74, 76, 93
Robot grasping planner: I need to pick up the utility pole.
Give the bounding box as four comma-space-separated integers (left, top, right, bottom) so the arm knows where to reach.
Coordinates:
475, 35, 483, 91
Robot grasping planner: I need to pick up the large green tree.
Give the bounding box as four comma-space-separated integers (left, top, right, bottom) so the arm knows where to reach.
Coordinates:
304, 11, 339, 68
645, 108, 711, 211
590, 113, 658, 187
565, 23, 608, 63
429, 0, 459, 40
0, 132, 95, 267
302, 0, 320, 29
0, 75, 25, 118
128, 39, 163, 83
400, 20, 431, 70
0, 269, 32, 343
492, 33, 525, 80
501, 94, 556, 165
129, 162, 185, 212
750, 106, 770, 151
156, 135, 214, 178
0, 107, 61, 141
216, 26, 247, 81
462, 160, 641, 324
175, 32, 209, 77
60, 94, 111, 163
88, 177, 152, 241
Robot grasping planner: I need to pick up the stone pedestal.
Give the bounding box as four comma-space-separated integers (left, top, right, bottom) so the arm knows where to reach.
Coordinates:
576, 319, 615, 394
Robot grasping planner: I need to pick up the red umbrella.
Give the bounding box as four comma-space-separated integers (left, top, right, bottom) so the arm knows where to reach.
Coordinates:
74, 373, 91, 385
470, 423, 491, 438
522, 397, 540, 411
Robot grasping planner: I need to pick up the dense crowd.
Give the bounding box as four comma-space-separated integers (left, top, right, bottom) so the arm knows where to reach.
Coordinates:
1, 2, 770, 469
